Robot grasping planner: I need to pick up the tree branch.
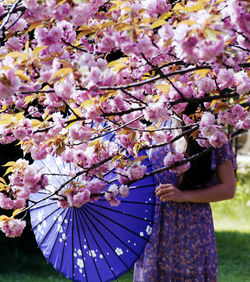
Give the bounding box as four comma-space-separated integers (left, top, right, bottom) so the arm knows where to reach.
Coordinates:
100, 66, 212, 91
0, 0, 23, 43
170, 91, 239, 106
142, 125, 199, 150
101, 106, 146, 117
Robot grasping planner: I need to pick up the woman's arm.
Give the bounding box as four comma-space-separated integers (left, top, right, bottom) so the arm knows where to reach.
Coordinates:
155, 159, 236, 203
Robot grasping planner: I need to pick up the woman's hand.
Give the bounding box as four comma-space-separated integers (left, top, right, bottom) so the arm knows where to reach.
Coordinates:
155, 184, 187, 203
155, 159, 236, 204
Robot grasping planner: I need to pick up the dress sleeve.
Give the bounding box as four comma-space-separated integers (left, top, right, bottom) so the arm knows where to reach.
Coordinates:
211, 142, 237, 171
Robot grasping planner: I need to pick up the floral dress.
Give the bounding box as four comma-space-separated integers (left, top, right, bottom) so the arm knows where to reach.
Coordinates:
133, 142, 237, 282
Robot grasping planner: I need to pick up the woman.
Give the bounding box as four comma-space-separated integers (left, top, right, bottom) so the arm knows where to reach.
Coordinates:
133, 117, 237, 282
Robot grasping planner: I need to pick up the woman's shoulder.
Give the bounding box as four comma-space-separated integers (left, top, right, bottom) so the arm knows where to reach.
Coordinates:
211, 142, 237, 170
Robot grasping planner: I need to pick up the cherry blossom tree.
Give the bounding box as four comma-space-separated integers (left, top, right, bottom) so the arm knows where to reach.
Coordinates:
0, 0, 249, 237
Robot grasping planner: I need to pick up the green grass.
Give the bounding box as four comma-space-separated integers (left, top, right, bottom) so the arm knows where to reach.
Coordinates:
212, 173, 250, 233
211, 173, 250, 282
216, 231, 250, 282
0, 173, 249, 282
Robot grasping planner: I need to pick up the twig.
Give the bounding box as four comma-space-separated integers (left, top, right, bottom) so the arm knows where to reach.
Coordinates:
121, 89, 147, 105
62, 38, 88, 52
0, 6, 25, 20
20, 90, 55, 94
122, 122, 199, 133
143, 147, 211, 180
0, 0, 23, 43
100, 66, 212, 91
101, 106, 146, 117
6, 7, 25, 30
141, 53, 186, 100
16, 156, 113, 216
89, 114, 144, 141
229, 44, 250, 53
170, 91, 239, 106
142, 125, 199, 150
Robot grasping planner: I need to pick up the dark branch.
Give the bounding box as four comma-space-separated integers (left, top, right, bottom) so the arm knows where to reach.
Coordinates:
170, 91, 239, 106
100, 66, 212, 91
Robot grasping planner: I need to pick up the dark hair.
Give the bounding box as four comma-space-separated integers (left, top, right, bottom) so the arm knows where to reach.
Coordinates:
178, 137, 213, 190
177, 103, 214, 190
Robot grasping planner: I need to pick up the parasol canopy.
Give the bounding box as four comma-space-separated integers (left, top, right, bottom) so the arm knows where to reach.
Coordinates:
29, 150, 157, 282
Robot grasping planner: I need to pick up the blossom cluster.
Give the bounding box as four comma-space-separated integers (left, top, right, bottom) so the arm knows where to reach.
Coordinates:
0, 218, 26, 238
105, 184, 130, 207
0, 159, 48, 211
57, 179, 130, 208
164, 152, 191, 173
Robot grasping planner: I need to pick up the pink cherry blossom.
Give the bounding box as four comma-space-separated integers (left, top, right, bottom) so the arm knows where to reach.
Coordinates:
0, 3, 4, 15
23, 166, 40, 187
0, 69, 20, 99
200, 112, 215, 126
72, 189, 91, 208
69, 124, 92, 142
152, 131, 173, 144
218, 111, 234, 125
113, 95, 127, 111
9, 16, 27, 32
208, 130, 229, 148
23, 0, 39, 10
164, 152, 190, 173
71, 3, 93, 26
85, 179, 106, 194
198, 39, 225, 62
54, 3, 71, 21
61, 148, 75, 163
138, 35, 156, 58
35, 26, 63, 48
239, 117, 250, 130
13, 198, 26, 209
0, 193, 15, 210
105, 192, 120, 207
54, 75, 75, 101
30, 146, 48, 160
196, 135, 210, 148
172, 103, 187, 115
196, 76, 216, 95
98, 36, 116, 53
217, 69, 235, 89
57, 198, 70, 209
117, 169, 130, 185
119, 185, 129, 198
74, 150, 89, 167
5, 37, 23, 51
142, 0, 171, 18
127, 165, 146, 181
235, 71, 250, 95
0, 218, 26, 238
121, 41, 139, 56
231, 104, 248, 120
183, 115, 195, 126
143, 101, 170, 123
13, 119, 32, 140
58, 20, 76, 44
108, 184, 119, 196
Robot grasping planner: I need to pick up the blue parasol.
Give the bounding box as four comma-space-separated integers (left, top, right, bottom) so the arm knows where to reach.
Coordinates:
29, 150, 156, 282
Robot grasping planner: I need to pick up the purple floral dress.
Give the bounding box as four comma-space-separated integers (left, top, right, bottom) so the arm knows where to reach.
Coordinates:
133, 142, 237, 282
